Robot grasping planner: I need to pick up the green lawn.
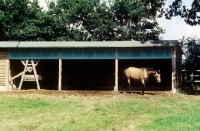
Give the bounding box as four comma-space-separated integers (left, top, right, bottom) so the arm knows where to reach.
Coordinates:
0, 91, 200, 131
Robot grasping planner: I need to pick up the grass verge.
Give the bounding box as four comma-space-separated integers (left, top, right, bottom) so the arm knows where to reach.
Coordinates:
0, 91, 199, 131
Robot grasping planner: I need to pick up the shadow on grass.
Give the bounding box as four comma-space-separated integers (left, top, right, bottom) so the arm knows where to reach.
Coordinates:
119, 91, 156, 95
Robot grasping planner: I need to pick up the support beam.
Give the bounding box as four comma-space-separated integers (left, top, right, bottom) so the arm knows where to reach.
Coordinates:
58, 58, 62, 90
5, 59, 9, 90
114, 49, 118, 91
172, 47, 176, 93
18, 60, 28, 90
31, 60, 40, 90
9, 69, 28, 82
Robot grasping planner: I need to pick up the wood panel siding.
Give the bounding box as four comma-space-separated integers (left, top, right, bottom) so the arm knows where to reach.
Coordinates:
176, 46, 182, 88
0, 61, 6, 85
0, 49, 7, 59
0, 49, 8, 86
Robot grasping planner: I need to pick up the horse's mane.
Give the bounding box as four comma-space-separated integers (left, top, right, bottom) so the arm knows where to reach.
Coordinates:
142, 67, 156, 71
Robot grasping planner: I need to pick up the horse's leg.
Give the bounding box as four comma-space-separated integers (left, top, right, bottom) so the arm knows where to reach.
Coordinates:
123, 81, 127, 93
141, 79, 146, 95
122, 76, 127, 93
127, 77, 132, 92
130, 87, 133, 94
127, 78, 132, 94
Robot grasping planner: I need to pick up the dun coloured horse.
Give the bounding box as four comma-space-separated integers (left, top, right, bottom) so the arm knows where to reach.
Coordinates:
122, 67, 161, 95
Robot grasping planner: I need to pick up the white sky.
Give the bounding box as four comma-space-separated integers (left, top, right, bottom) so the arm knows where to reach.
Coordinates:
39, 0, 200, 40
157, 0, 200, 40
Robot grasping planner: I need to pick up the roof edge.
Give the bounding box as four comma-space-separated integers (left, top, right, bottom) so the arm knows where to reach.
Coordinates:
0, 40, 178, 48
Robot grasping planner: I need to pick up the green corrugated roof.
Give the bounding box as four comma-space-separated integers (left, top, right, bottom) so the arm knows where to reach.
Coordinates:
0, 40, 178, 48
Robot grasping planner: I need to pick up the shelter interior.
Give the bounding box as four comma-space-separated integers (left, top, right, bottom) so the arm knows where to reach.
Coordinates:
10, 59, 171, 91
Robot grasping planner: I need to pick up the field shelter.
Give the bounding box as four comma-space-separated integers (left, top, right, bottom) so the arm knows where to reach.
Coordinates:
0, 41, 182, 93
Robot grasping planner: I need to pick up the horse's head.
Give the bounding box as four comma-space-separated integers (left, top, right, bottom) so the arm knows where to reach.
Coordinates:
153, 70, 161, 83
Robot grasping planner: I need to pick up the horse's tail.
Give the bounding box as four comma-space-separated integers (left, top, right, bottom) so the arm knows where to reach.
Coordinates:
122, 71, 128, 88
122, 71, 126, 81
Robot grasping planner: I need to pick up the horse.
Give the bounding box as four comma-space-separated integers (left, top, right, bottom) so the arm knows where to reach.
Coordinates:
122, 67, 161, 95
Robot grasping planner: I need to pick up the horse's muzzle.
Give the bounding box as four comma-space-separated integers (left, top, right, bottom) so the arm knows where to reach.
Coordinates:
157, 80, 161, 83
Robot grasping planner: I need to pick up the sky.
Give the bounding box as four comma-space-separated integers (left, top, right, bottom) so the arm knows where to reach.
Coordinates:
39, 0, 200, 40
157, 0, 200, 40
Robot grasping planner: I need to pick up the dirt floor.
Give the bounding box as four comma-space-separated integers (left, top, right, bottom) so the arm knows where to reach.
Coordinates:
1, 89, 198, 99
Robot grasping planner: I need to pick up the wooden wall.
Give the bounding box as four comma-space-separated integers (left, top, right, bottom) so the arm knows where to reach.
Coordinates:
176, 45, 182, 89
0, 49, 9, 90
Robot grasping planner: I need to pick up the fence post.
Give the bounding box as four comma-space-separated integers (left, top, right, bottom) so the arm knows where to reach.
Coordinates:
190, 72, 194, 88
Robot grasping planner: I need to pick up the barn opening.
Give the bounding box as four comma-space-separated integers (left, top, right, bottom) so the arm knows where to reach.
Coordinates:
10, 60, 59, 90
62, 60, 115, 90
118, 59, 172, 91
10, 59, 171, 91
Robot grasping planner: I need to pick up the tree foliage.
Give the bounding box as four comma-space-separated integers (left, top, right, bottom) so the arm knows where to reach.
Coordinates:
0, 0, 165, 41
165, 0, 200, 70
179, 37, 200, 69
1, 0, 199, 41
110, 0, 165, 40
165, 0, 200, 26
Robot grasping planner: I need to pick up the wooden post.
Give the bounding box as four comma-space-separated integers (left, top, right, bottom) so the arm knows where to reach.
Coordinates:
190, 72, 194, 88
9, 70, 29, 82
5, 59, 9, 90
31, 60, 40, 90
58, 58, 62, 90
114, 48, 118, 91
18, 60, 28, 90
172, 47, 176, 93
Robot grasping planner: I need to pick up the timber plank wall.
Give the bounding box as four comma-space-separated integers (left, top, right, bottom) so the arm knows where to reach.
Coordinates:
0, 49, 8, 88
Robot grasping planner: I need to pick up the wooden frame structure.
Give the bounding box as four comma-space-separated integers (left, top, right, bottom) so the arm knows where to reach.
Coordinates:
0, 41, 182, 93
18, 60, 40, 90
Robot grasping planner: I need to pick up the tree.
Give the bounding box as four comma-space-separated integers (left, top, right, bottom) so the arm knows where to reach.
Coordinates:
111, 0, 165, 40
0, 0, 42, 40
1, 0, 165, 41
179, 37, 200, 93
0, 0, 73, 41
163, 0, 200, 70
52, 0, 165, 41
179, 37, 200, 69
165, 0, 200, 26
0, 0, 30, 40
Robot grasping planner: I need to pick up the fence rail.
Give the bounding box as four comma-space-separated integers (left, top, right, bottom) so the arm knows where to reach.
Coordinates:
182, 70, 200, 89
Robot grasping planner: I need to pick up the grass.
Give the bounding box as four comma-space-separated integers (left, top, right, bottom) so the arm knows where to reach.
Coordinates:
0, 91, 200, 131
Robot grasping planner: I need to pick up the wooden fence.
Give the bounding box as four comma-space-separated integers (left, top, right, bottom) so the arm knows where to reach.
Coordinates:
182, 70, 200, 91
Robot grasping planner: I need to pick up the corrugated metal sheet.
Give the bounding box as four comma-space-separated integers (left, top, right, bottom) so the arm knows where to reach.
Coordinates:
9, 49, 59, 59
0, 40, 177, 48
5, 41, 177, 59
62, 48, 115, 59
9, 47, 173, 59
118, 47, 172, 59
